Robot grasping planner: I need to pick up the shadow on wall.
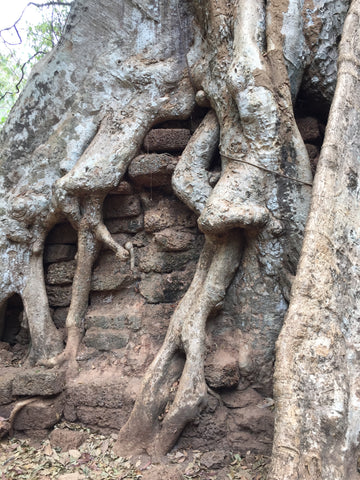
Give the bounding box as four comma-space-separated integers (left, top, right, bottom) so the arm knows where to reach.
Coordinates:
0, 294, 27, 346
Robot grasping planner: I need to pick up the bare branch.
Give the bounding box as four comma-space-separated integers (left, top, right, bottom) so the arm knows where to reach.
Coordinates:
0, 51, 46, 102
0, 1, 72, 46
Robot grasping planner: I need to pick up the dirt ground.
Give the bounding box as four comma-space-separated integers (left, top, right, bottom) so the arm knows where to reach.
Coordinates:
0, 422, 269, 479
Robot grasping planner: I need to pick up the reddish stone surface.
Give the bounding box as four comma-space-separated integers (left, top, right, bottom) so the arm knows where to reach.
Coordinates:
103, 194, 141, 219
13, 396, 64, 431
296, 116, 321, 143
44, 244, 77, 264
50, 428, 87, 451
144, 197, 197, 232
128, 153, 178, 186
12, 368, 66, 396
143, 128, 191, 153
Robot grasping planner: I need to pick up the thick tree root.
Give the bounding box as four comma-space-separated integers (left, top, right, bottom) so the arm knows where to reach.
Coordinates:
0, 397, 39, 438
23, 247, 63, 365
114, 231, 243, 457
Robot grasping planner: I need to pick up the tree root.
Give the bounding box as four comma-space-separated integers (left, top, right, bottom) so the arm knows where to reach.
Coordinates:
0, 397, 39, 439
114, 231, 243, 457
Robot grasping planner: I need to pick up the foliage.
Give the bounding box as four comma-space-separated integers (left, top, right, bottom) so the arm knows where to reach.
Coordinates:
0, 1, 72, 127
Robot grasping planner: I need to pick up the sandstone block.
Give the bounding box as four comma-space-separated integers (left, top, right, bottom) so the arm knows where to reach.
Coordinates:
204, 350, 240, 389
138, 246, 200, 273
144, 198, 196, 232
76, 405, 127, 429
85, 310, 141, 331
85, 312, 127, 330
305, 143, 320, 173
66, 369, 138, 408
46, 285, 72, 307
139, 269, 193, 303
105, 214, 144, 234
143, 128, 191, 153
103, 194, 141, 219
109, 180, 133, 195
128, 153, 178, 186
50, 428, 87, 451
154, 228, 198, 252
46, 260, 76, 285
83, 327, 129, 350
221, 388, 264, 409
13, 396, 64, 430
12, 368, 66, 396
91, 251, 134, 291
0, 368, 17, 404
44, 244, 77, 264
296, 116, 321, 143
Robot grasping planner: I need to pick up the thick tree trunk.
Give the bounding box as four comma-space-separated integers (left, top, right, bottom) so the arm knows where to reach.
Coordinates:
0, 0, 357, 473
270, 2, 360, 478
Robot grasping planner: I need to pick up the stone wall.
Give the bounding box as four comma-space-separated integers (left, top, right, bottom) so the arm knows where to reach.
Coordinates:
0, 113, 323, 454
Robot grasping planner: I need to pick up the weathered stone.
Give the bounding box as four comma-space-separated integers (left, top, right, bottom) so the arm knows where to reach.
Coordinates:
103, 194, 141, 219
154, 228, 198, 252
143, 128, 191, 152
46, 285, 72, 307
144, 198, 197, 232
76, 406, 127, 429
0, 348, 14, 368
91, 251, 134, 291
221, 388, 265, 409
200, 450, 228, 469
83, 328, 129, 350
66, 368, 140, 409
13, 396, 64, 430
85, 312, 127, 330
139, 269, 194, 304
52, 307, 69, 329
128, 153, 178, 186
105, 214, 144, 234
0, 368, 17, 404
296, 116, 321, 143
109, 181, 133, 195
12, 368, 66, 396
205, 350, 240, 389
84, 310, 141, 331
50, 428, 87, 451
305, 143, 319, 160
46, 223, 77, 244
305, 143, 320, 173
46, 260, 76, 285
138, 245, 200, 273
44, 244, 77, 264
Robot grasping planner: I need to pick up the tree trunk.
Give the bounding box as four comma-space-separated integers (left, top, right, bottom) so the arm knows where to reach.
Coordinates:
0, 0, 357, 474
270, 1, 360, 477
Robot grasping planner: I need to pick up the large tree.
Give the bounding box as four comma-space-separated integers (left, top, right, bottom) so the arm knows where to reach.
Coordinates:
0, 0, 358, 478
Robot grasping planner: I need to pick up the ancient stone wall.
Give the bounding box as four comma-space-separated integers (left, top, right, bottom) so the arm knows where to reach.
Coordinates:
0, 111, 323, 453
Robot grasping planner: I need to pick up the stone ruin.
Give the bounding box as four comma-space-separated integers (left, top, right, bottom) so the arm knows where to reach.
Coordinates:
0, 111, 323, 453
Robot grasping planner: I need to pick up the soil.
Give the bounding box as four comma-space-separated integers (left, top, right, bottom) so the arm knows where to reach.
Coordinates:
0, 422, 270, 479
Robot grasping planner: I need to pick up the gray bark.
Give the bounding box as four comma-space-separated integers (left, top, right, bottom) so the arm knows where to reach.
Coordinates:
270, 1, 360, 478
0, 0, 357, 475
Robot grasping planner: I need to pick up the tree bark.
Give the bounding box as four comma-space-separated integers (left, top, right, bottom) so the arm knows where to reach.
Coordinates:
0, 0, 357, 473
270, 1, 360, 478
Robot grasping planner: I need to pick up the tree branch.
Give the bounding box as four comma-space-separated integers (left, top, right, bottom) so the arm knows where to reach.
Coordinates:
0, 51, 46, 101
0, 1, 72, 45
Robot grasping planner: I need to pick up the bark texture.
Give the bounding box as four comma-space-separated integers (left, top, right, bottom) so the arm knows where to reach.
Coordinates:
270, 1, 360, 478
0, 0, 357, 474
